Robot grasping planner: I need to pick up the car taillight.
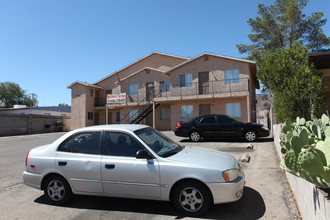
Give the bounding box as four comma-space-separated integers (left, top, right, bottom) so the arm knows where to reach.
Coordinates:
25, 150, 30, 167
176, 123, 181, 128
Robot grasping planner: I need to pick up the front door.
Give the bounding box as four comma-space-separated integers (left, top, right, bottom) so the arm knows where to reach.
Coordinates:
101, 131, 160, 199
198, 72, 209, 95
146, 82, 155, 101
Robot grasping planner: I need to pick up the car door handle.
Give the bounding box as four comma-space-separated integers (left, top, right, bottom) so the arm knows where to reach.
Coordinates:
58, 161, 67, 166
105, 164, 115, 169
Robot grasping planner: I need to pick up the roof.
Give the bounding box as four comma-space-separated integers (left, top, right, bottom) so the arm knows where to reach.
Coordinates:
308, 52, 330, 69
94, 52, 188, 84
67, 81, 103, 89
120, 67, 165, 82
0, 106, 71, 112
75, 124, 149, 132
164, 52, 256, 74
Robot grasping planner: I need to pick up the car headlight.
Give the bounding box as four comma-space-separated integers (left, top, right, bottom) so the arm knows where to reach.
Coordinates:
222, 169, 240, 182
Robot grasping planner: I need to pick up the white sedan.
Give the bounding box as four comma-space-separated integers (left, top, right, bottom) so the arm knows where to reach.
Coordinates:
23, 125, 245, 216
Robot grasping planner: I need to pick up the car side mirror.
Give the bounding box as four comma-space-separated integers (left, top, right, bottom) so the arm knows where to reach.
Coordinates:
136, 150, 153, 159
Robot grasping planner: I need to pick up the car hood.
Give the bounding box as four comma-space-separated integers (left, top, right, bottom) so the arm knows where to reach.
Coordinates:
167, 146, 239, 171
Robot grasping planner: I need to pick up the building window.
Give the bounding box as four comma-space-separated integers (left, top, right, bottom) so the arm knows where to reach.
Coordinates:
129, 84, 138, 95
226, 103, 241, 117
160, 80, 170, 92
116, 112, 120, 122
225, 69, 240, 84
180, 105, 194, 119
180, 74, 193, 87
88, 112, 94, 120
160, 108, 171, 120
129, 109, 138, 121
88, 88, 94, 96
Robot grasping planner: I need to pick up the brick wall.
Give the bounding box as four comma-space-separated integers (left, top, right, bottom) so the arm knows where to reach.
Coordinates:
0, 113, 71, 136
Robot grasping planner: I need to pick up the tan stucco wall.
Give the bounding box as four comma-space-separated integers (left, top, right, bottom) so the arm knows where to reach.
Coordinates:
169, 55, 251, 96
155, 103, 171, 131
71, 84, 87, 129
96, 53, 187, 99
167, 55, 255, 129
120, 69, 170, 102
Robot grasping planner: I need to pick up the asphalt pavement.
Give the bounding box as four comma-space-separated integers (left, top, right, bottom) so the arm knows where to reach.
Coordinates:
0, 131, 300, 220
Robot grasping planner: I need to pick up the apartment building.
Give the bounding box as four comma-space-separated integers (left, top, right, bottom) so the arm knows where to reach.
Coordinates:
68, 52, 258, 130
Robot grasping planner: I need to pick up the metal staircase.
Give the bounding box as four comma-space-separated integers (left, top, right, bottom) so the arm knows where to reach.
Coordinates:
120, 89, 161, 124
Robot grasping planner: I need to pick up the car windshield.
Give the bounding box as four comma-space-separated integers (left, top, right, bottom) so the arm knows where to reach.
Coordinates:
134, 127, 183, 158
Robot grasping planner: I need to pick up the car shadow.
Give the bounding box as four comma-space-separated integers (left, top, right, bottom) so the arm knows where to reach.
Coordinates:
34, 186, 265, 219
179, 137, 274, 143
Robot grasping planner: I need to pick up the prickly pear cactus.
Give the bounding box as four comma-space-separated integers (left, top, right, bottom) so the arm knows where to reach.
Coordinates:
297, 147, 324, 176
284, 151, 299, 173
280, 114, 330, 188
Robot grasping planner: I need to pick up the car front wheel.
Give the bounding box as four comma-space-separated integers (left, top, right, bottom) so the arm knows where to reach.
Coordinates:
245, 130, 257, 142
190, 131, 201, 142
44, 175, 72, 205
173, 181, 212, 216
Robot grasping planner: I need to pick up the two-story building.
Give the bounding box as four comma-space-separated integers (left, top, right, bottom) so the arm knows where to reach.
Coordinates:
68, 52, 258, 130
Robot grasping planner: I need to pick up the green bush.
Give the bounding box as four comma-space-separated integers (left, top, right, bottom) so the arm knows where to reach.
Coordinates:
280, 115, 330, 188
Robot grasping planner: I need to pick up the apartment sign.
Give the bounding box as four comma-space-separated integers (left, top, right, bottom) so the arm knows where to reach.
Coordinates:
107, 93, 126, 104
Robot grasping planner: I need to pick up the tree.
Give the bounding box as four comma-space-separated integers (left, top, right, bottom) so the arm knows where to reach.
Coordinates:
58, 103, 69, 106
237, 0, 329, 122
0, 82, 38, 108
237, 0, 330, 61
258, 42, 324, 122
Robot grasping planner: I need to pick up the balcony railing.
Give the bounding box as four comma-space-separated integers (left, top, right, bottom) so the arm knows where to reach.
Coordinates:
94, 78, 250, 106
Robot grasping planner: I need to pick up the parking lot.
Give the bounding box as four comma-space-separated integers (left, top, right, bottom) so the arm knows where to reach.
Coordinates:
0, 132, 300, 220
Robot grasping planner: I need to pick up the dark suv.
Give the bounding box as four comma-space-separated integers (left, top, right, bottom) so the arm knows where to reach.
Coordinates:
174, 114, 270, 142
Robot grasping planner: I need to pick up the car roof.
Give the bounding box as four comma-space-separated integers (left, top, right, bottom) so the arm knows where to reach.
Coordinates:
73, 124, 150, 132
197, 114, 228, 118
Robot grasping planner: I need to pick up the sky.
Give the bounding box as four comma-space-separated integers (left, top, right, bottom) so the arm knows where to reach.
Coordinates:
1, 0, 330, 106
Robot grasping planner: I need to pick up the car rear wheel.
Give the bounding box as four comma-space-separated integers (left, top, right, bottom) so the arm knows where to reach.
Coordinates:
173, 181, 212, 216
190, 131, 201, 142
44, 175, 72, 205
245, 130, 257, 142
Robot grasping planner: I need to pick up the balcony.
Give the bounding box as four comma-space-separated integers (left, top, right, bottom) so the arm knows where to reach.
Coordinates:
94, 78, 250, 107
155, 78, 250, 101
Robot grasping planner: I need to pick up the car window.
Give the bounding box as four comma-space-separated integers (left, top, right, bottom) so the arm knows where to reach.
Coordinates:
217, 116, 234, 125
199, 116, 216, 124
104, 132, 144, 157
72, 132, 101, 155
58, 135, 73, 152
